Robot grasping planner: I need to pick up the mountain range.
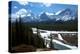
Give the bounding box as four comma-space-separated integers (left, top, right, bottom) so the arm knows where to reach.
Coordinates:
9, 1, 77, 23
11, 8, 77, 23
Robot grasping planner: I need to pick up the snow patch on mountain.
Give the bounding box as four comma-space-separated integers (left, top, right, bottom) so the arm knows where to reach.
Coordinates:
45, 12, 54, 16
55, 9, 65, 15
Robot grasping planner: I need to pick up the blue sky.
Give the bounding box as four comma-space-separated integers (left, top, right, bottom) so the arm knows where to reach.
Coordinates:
9, 1, 78, 18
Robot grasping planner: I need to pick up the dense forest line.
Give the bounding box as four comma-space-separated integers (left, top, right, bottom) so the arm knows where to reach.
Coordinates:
22, 18, 78, 31
9, 17, 46, 52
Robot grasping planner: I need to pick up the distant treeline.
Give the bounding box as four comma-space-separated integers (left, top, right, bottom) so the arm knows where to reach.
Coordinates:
23, 18, 78, 31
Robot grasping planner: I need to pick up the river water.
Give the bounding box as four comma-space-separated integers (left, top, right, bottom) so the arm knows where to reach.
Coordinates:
32, 28, 77, 50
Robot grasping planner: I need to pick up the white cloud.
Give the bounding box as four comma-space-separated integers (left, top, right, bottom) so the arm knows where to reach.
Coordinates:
13, 0, 77, 5
16, 0, 52, 7
16, 0, 29, 5
27, 14, 31, 16
11, 8, 28, 18
15, 0, 53, 6
14, 6, 17, 8
16, 0, 52, 6
11, 8, 32, 19
16, 8, 27, 15
43, 3, 52, 7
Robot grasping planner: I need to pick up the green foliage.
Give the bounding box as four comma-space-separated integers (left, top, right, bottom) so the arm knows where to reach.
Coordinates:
35, 20, 78, 31
9, 16, 46, 49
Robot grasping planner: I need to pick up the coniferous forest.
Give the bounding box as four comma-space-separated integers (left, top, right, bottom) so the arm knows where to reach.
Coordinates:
9, 16, 47, 52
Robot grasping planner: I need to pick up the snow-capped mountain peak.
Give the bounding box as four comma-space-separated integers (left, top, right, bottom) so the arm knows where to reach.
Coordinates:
45, 12, 54, 16
55, 9, 65, 15
11, 8, 77, 23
